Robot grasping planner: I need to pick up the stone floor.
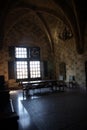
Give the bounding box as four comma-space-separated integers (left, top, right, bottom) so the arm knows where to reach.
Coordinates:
10, 87, 87, 130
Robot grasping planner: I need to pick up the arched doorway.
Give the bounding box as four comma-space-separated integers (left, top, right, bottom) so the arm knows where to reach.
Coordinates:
59, 62, 66, 80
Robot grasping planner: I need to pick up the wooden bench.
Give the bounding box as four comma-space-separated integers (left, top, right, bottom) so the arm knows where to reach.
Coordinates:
22, 80, 66, 98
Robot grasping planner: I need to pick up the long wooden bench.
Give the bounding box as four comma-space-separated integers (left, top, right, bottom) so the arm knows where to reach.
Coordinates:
22, 80, 66, 98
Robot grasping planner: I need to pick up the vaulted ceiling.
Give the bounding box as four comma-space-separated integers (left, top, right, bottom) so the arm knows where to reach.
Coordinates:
0, 0, 87, 54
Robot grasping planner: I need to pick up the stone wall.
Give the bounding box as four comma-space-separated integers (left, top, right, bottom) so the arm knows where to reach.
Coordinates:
0, 23, 87, 89
54, 36, 87, 89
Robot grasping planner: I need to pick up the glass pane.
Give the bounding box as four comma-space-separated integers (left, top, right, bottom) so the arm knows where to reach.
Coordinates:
15, 47, 27, 58
16, 61, 28, 79
30, 61, 41, 78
